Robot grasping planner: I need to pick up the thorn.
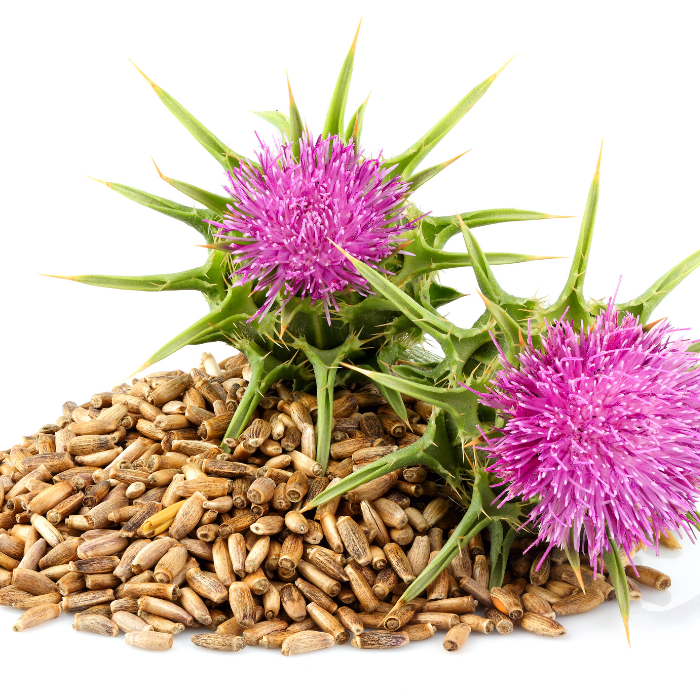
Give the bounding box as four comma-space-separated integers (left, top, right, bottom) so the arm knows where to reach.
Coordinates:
127, 360, 153, 381
129, 59, 160, 92
39, 274, 77, 281
623, 615, 631, 647
572, 565, 586, 594
350, 18, 362, 54
444, 149, 471, 167
87, 176, 112, 189
642, 317, 666, 333
299, 504, 313, 514
492, 55, 517, 80
594, 140, 604, 181
196, 243, 229, 252
544, 214, 575, 220
528, 255, 567, 261
151, 157, 169, 182
286, 71, 295, 105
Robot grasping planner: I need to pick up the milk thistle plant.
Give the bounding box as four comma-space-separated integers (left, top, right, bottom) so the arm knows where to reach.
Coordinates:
50, 22, 700, 641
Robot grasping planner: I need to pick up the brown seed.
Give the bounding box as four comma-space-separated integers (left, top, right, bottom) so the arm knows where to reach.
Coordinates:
337, 605, 364, 635
484, 607, 514, 634
131, 538, 176, 575
62, 589, 115, 612
178, 587, 212, 626
490, 586, 523, 620
186, 568, 228, 604
12, 603, 62, 632
403, 622, 435, 641
284, 510, 309, 535
351, 630, 410, 649
545, 579, 579, 598
424, 596, 477, 614
384, 543, 415, 583
459, 576, 493, 607
295, 560, 341, 597
125, 630, 174, 650
552, 589, 605, 616
242, 618, 289, 646
372, 565, 400, 599
73, 613, 120, 636
411, 611, 459, 631
295, 578, 338, 614
522, 592, 556, 619
443, 622, 471, 651
284, 470, 309, 503
229, 581, 256, 628
306, 602, 349, 644
383, 603, 417, 630
191, 633, 245, 652
529, 552, 551, 587
459, 614, 494, 634
138, 611, 185, 635
624, 564, 671, 591
168, 492, 207, 540
12, 568, 58, 596
249, 515, 285, 536
337, 516, 372, 566
138, 596, 193, 625
111, 610, 154, 633
517, 612, 567, 637
345, 560, 379, 613
120, 581, 180, 601
281, 630, 335, 656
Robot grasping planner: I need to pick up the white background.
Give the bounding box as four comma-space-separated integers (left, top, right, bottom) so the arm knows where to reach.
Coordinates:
2, 0, 699, 695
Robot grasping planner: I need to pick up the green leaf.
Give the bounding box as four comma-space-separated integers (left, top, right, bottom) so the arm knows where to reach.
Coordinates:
406, 151, 469, 192
488, 521, 518, 589
602, 536, 631, 645
396, 481, 491, 603
91, 180, 216, 242
131, 61, 243, 172
322, 21, 361, 138
43, 268, 213, 295
152, 162, 233, 217
618, 246, 700, 324
344, 92, 370, 147
335, 245, 450, 338
563, 531, 586, 592
546, 145, 602, 325
253, 110, 291, 138
386, 59, 512, 178
132, 285, 258, 375
457, 215, 506, 301
288, 75, 303, 161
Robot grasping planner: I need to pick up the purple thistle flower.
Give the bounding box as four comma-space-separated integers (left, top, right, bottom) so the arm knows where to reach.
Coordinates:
477, 305, 700, 562
210, 133, 415, 321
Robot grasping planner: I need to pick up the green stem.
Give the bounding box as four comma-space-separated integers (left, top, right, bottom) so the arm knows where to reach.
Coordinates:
398, 509, 492, 604
222, 349, 306, 451
308, 411, 459, 508
294, 335, 362, 472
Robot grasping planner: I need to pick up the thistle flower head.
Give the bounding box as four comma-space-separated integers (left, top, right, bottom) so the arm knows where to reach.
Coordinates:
478, 305, 700, 561
211, 133, 414, 320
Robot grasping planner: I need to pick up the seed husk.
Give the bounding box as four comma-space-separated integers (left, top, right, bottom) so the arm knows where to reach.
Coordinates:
351, 630, 410, 649
552, 589, 605, 616
517, 612, 567, 637
624, 565, 671, 591
192, 633, 246, 651
125, 630, 174, 650
281, 630, 335, 656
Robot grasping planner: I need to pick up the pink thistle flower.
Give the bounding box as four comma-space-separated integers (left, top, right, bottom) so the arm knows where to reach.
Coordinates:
477, 306, 700, 561
210, 133, 415, 321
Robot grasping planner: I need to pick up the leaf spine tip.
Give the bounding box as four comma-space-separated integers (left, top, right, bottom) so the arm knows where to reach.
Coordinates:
86, 176, 112, 188
129, 59, 160, 91
351, 18, 362, 53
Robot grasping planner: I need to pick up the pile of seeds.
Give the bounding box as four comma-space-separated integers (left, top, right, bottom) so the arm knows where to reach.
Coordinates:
0, 352, 673, 653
